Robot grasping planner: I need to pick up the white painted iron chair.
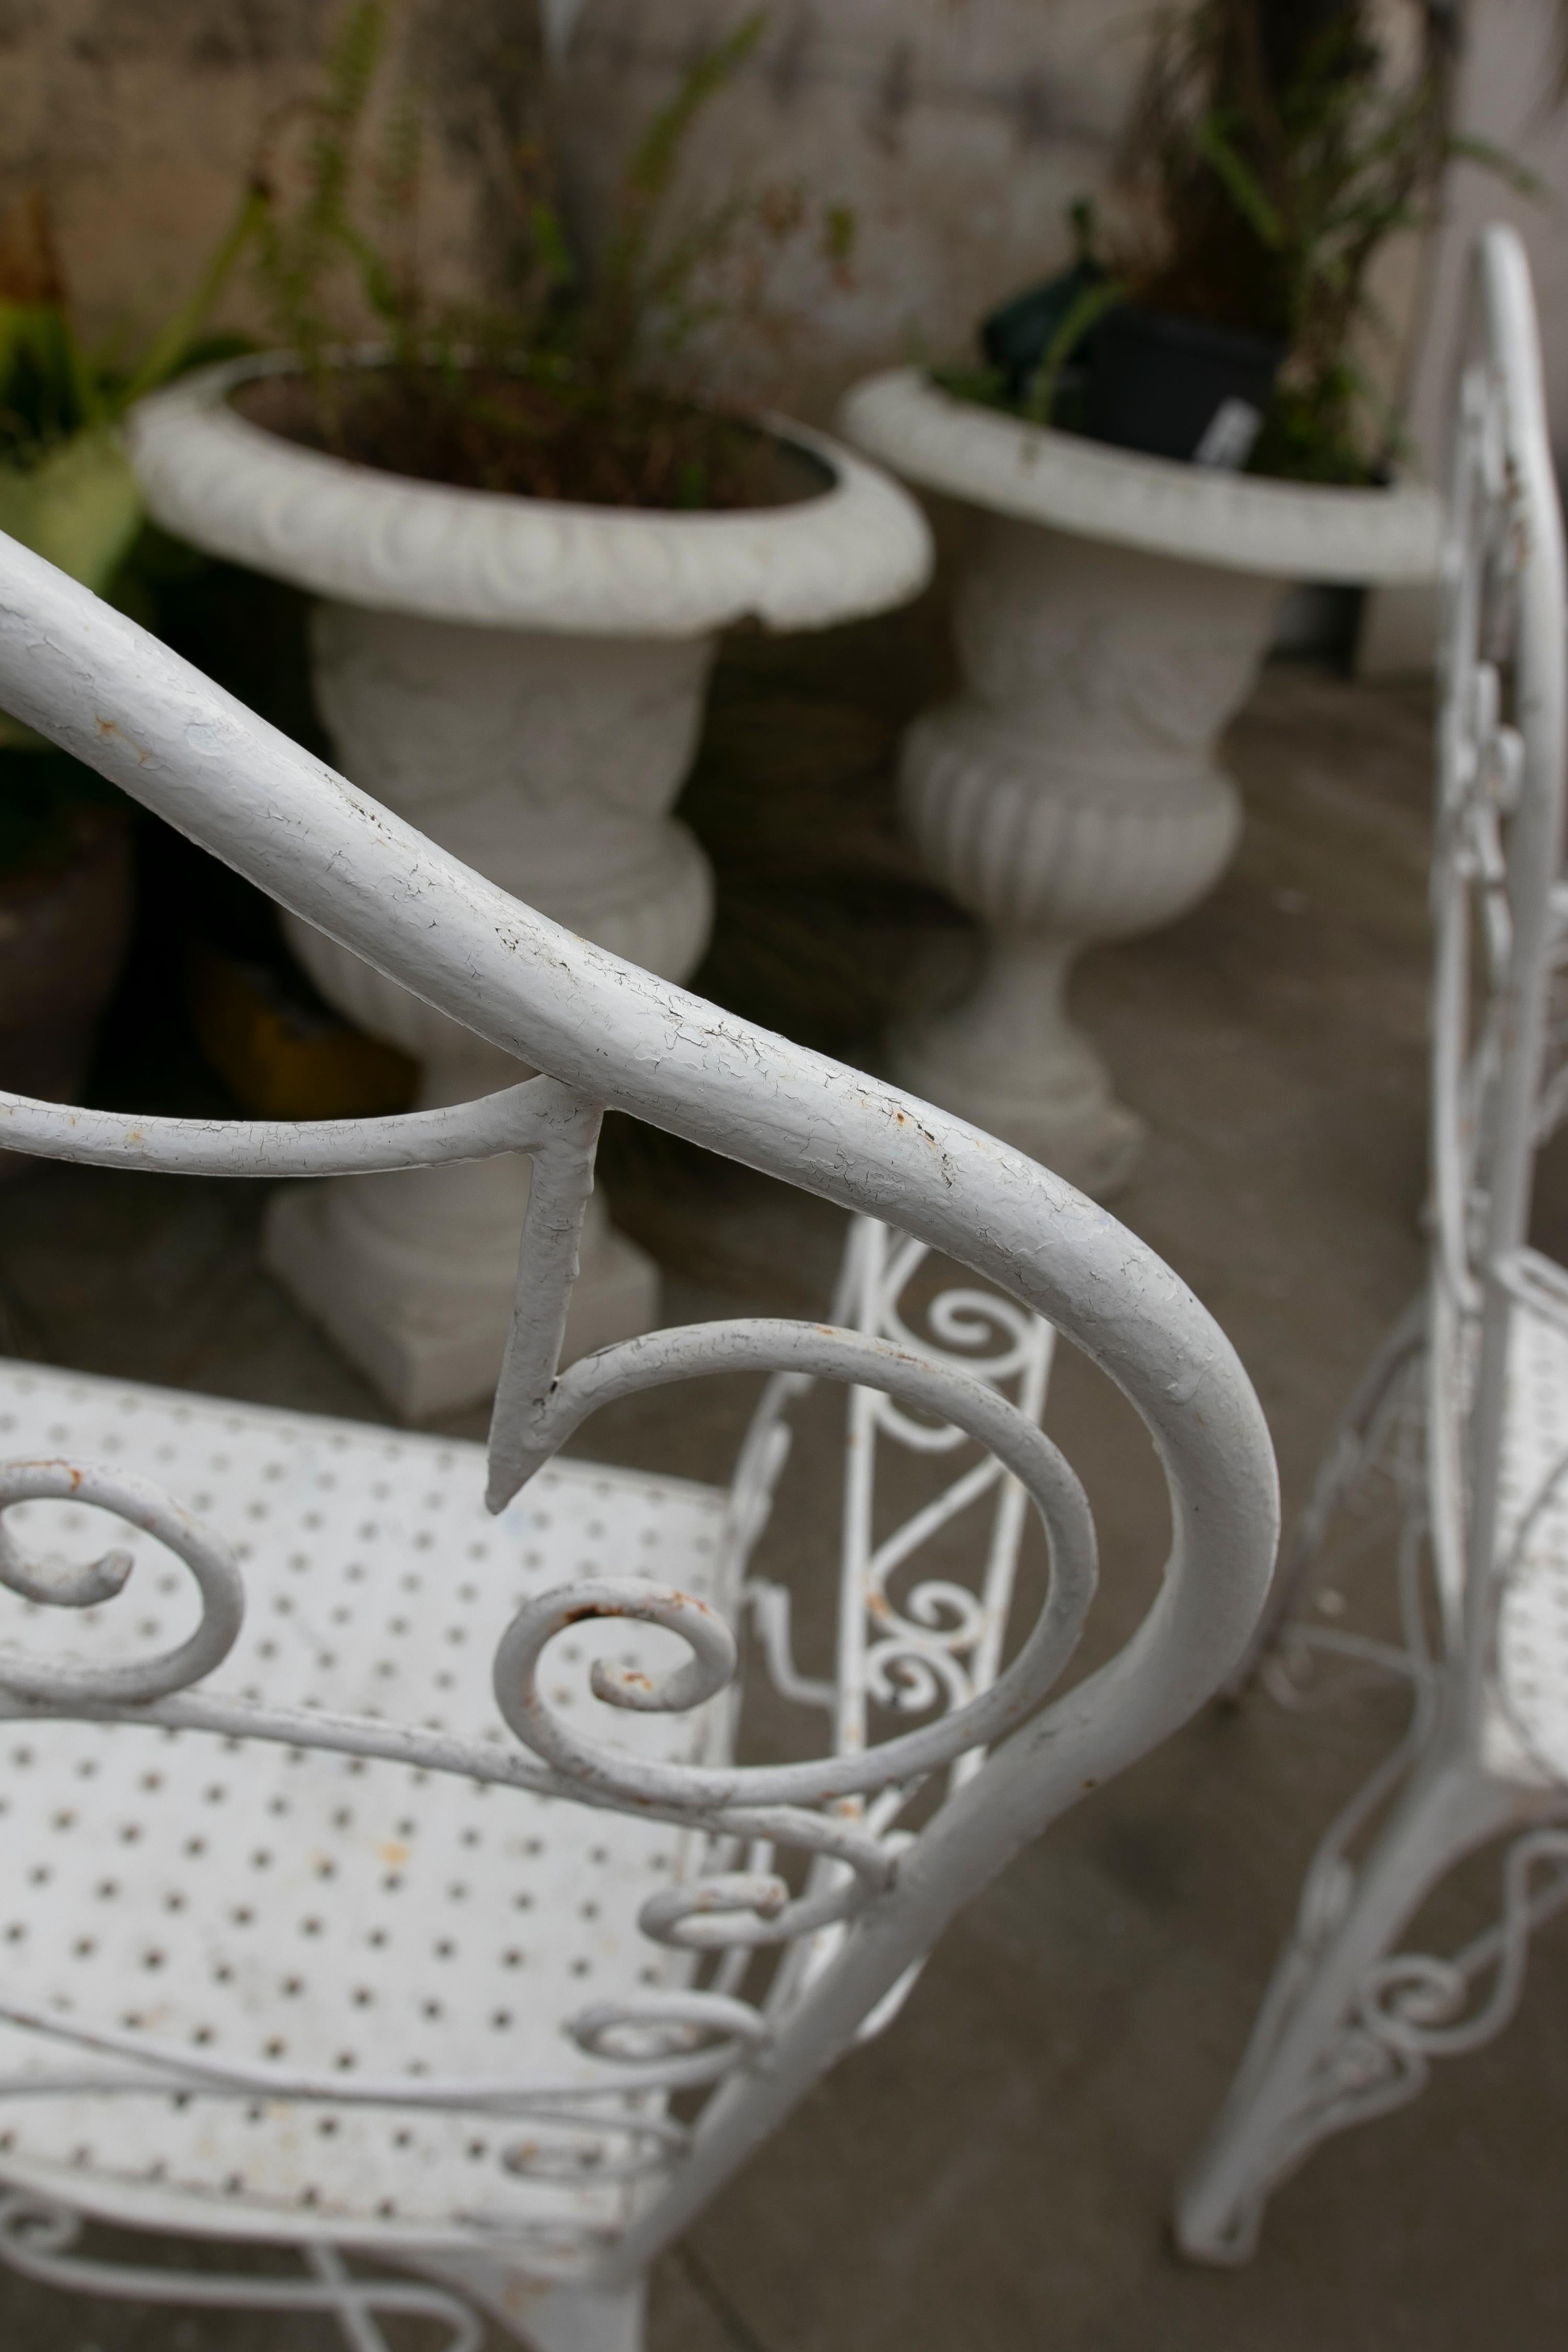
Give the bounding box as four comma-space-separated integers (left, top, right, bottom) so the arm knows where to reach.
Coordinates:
0, 504, 1277, 2348
1175, 224, 1568, 2264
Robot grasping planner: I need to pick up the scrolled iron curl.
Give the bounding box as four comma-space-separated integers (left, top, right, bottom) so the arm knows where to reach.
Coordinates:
864, 1573, 987, 1659
0, 1989, 727, 2115
567, 1990, 771, 2080
637, 1865, 870, 1951
492, 1335, 1091, 1953
1357, 1951, 1474, 2053
864, 1633, 973, 1719
1357, 1829, 1568, 2061
0, 2194, 76, 2264
878, 1281, 1039, 1388
0, 1461, 244, 1705
493, 1326, 1095, 1834
498, 2115, 688, 2185
0, 1319, 1088, 2004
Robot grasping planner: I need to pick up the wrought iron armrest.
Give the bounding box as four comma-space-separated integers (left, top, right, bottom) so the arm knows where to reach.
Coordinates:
0, 524, 1281, 2303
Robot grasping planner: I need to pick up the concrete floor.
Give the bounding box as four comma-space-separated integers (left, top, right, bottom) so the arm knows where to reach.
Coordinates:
3, 664, 1567, 2349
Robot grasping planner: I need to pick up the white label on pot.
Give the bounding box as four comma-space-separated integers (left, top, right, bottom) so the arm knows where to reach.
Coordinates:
1193, 399, 1263, 471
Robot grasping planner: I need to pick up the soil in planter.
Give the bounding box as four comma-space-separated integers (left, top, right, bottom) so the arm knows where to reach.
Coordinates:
232, 371, 835, 514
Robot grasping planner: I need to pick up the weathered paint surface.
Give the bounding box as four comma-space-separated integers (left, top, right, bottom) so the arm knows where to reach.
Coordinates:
0, 520, 1279, 2339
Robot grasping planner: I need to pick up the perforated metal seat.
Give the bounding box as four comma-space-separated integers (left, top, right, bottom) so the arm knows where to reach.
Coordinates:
0, 1362, 732, 2263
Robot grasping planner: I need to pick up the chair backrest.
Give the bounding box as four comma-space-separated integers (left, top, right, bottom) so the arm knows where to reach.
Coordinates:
725, 1214, 1056, 2033
0, 525, 1277, 2274
1427, 224, 1568, 1664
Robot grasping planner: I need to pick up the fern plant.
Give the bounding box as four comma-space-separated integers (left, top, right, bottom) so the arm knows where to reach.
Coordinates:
949, 3, 1530, 483
1114, 0, 1530, 481
244, 1, 848, 509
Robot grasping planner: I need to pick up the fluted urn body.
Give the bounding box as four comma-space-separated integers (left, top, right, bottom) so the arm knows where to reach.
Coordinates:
841, 369, 1442, 1194
130, 355, 932, 1416
273, 610, 717, 1419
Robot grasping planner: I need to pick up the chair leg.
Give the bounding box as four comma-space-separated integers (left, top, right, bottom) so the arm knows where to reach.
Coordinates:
1173, 1756, 1514, 2264
510, 2279, 648, 2352
1221, 1292, 1427, 1700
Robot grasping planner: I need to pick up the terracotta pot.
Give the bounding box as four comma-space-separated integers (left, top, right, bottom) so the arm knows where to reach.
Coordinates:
0, 805, 133, 1177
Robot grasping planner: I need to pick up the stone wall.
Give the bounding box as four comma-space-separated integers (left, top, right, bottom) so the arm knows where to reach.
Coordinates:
0, 0, 1148, 420
0, 0, 524, 353
552, 0, 1140, 417
1361, 0, 1566, 671
11, 0, 1534, 684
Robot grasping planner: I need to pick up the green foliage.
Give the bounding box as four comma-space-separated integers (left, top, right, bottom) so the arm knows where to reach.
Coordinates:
956, 5, 1536, 482
246, 2, 848, 501
1021, 274, 1127, 423
1115, 0, 1520, 482
0, 187, 257, 853
0, 190, 260, 474
822, 203, 857, 273
0, 301, 98, 459
250, 2, 403, 414
591, 14, 770, 367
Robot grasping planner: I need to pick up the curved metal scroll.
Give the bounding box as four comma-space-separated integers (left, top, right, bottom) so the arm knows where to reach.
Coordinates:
0, 518, 1279, 2291
0, 2195, 483, 2352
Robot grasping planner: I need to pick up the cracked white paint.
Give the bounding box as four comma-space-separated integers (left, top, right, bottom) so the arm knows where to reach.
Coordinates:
0, 521, 1279, 2334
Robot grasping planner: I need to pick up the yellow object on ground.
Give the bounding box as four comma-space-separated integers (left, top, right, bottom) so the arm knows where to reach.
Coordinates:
189, 943, 417, 1121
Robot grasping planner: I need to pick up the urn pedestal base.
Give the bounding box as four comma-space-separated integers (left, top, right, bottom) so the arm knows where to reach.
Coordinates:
264, 1177, 656, 1425
261, 606, 718, 1420
889, 937, 1146, 1197
129, 355, 933, 1415
886, 522, 1269, 1194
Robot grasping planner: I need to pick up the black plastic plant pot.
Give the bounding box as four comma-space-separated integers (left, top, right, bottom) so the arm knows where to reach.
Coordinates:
981, 262, 1110, 401
1081, 306, 1285, 469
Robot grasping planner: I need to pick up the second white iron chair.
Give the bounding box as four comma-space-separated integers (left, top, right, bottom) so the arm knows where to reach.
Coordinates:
1177, 223, 1568, 2265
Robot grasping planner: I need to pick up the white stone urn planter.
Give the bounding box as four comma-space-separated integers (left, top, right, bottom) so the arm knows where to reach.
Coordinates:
839, 367, 1442, 1194
128, 356, 932, 1417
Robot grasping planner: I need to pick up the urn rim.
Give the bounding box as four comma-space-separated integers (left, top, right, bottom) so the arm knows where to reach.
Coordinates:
837, 366, 1442, 587
126, 352, 933, 638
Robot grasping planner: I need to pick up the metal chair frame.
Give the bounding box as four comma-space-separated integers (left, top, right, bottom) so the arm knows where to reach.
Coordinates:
1176, 223, 1568, 2264
0, 489, 1276, 2346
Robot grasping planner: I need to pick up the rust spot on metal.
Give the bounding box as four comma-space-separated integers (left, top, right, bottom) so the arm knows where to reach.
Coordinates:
379, 1841, 409, 1869
561, 1604, 619, 1625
